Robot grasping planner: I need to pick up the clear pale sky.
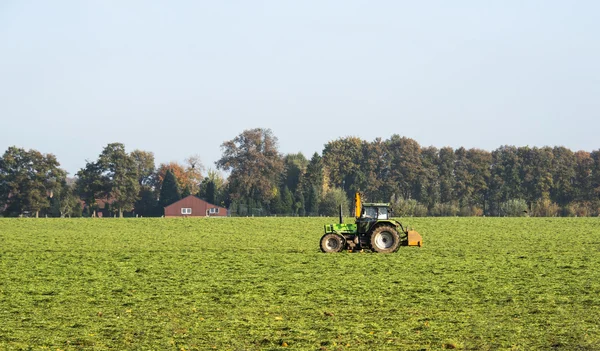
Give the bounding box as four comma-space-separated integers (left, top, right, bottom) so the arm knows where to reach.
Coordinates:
1, 1, 598, 176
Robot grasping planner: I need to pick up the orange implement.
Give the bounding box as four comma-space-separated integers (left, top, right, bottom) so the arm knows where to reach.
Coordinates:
407, 230, 423, 247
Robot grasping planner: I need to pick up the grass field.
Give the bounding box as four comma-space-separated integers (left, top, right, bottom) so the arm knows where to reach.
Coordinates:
1, 217, 599, 350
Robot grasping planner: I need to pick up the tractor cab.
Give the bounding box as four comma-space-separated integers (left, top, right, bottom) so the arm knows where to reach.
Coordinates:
361, 203, 390, 220
357, 202, 390, 234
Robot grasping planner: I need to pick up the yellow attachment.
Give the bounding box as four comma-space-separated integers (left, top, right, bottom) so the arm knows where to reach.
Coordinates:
407, 230, 423, 247
355, 192, 361, 219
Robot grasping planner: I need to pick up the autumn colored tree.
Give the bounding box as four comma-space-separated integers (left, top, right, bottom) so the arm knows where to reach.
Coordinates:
156, 159, 202, 196
184, 155, 204, 194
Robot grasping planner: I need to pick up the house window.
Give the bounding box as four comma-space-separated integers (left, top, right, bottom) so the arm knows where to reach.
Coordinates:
181, 208, 192, 215
209, 208, 219, 214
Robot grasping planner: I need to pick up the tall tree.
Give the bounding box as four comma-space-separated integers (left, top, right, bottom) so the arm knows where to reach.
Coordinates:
386, 135, 422, 200
294, 187, 306, 216
98, 143, 140, 217
551, 146, 576, 206
158, 169, 181, 210
453, 147, 473, 208
280, 186, 294, 215
489, 146, 522, 215
519, 146, 554, 207
0, 147, 66, 217
130, 150, 156, 186
135, 187, 159, 217
181, 185, 191, 198
154, 157, 203, 197
362, 138, 391, 202
282, 153, 308, 194
437, 147, 455, 203
306, 185, 319, 216
76, 161, 109, 217
590, 150, 600, 202
467, 148, 492, 213
281, 153, 308, 216
303, 153, 324, 213
216, 128, 284, 207
130, 150, 158, 217
53, 180, 82, 218
573, 151, 593, 202
205, 180, 217, 205
418, 146, 440, 210
156, 162, 183, 186
197, 169, 226, 206
322, 137, 365, 198
184, 155, 204, 194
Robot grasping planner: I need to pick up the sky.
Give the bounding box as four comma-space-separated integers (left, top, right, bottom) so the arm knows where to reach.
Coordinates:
1, 1, 599, 176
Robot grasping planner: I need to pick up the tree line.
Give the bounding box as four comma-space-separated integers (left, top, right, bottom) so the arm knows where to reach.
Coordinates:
1, 128, 599, 217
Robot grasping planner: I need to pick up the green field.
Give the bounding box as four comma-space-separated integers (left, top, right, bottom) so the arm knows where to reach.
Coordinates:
1, 217, 599, 350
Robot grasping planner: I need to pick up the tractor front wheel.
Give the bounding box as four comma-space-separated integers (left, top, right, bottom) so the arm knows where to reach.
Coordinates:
370, 226, 401, 253
320, 233, 345, 253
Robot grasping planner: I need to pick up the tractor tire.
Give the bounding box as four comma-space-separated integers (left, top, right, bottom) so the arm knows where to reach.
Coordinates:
320, 233, 345, 253
370, 225, 401, 253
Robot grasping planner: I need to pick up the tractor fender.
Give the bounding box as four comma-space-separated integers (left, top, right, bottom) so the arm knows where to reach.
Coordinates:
367, 220, 406, 234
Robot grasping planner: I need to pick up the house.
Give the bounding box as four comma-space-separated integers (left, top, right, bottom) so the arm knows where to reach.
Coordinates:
164, 195, 228, 217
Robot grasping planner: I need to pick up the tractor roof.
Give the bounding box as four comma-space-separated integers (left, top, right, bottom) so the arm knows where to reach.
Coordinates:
362, 202, 390, 207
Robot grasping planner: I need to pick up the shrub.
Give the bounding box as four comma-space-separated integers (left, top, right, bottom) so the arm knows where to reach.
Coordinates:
319, 187, 350, 217
458, 206, 483, 217
565, 202, 595, 217
391, 197, 428, 217
531, 198, 560, 217
499, 199, 528, 217
430, 202, 459, 217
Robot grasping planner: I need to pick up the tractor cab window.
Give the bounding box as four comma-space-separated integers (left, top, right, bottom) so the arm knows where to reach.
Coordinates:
363, 207, 377, 219
377, 207, 388, 219
362, 205, 390, 220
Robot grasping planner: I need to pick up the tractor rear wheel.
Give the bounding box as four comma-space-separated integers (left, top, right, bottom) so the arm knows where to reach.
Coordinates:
370, 226, 401, 253
320, 233, 345, 253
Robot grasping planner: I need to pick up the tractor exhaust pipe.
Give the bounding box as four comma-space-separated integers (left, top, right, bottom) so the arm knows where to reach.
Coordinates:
339, 204, 343, 224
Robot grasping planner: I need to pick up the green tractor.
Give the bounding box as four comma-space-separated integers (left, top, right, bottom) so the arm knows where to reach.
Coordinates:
320, 193, 423, 253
